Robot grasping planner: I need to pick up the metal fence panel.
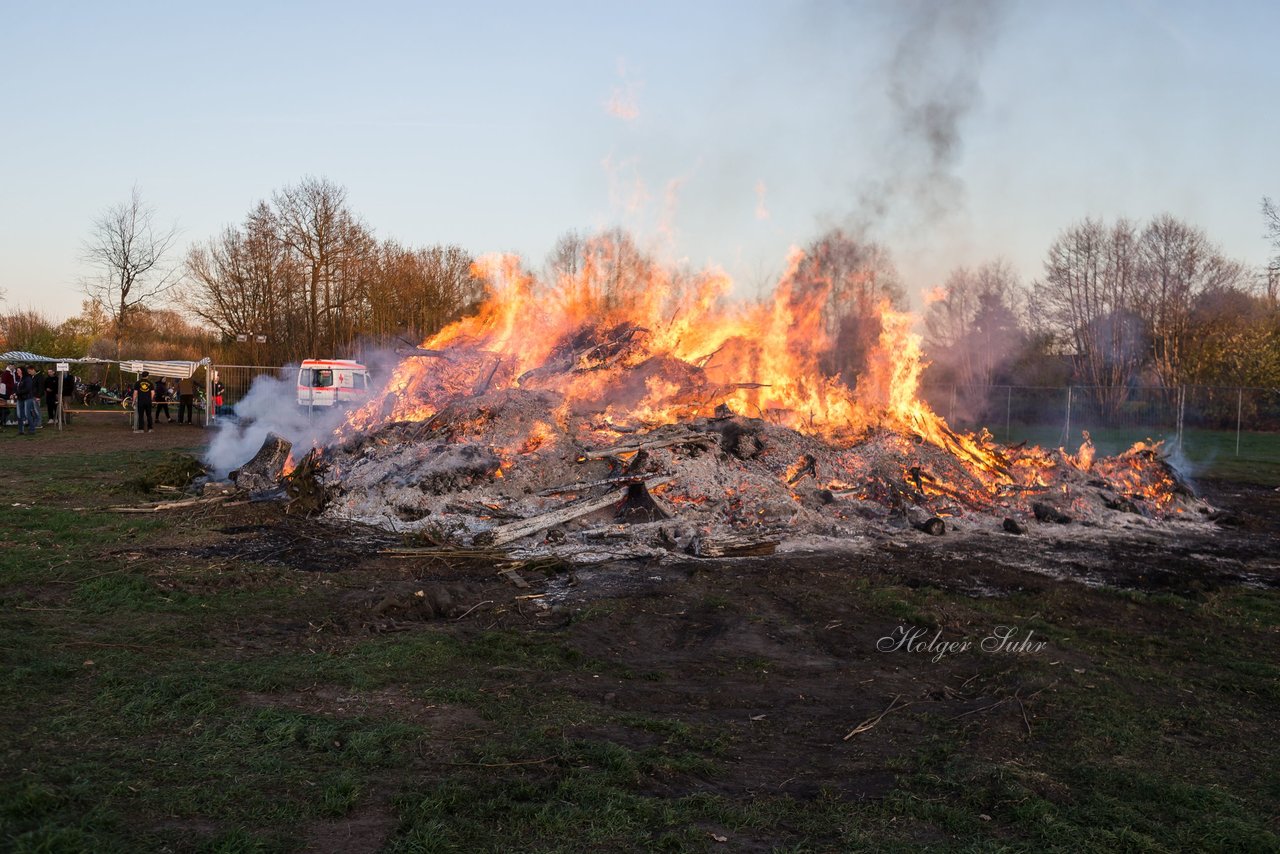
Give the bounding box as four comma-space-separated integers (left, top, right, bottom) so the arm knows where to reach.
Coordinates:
920, 384, 1279, 465
210, 364, 290, 418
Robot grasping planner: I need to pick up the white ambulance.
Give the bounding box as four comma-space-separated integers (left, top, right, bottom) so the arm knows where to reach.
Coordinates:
296, 359, 370, 408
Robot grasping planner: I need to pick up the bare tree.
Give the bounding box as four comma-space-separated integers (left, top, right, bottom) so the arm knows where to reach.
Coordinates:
184, 202, 302, 365
793, 229, 904, 382
367, 242, 483, 345
1264, 196, 1280, 299
272, 177, 373, 355
1034, 218, 1146, 415
81, 187, 180, 356
924, 260, 1024, 387
546, 230, 588, 286
1135, 214, 1245, 387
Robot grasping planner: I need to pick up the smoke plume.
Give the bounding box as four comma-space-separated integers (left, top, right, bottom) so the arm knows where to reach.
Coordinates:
846, 0, 1009, 236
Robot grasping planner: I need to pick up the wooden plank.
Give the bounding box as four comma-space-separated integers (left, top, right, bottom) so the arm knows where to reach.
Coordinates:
488, 476, 673, 546
692, 533, 780, 558
577, 435, 711, 461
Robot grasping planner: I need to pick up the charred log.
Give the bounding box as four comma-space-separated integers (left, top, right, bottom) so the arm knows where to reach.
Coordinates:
691, 534, 780, 558
284, 448, 328, 516
914, 516, 946, 536
486, 476, 674, 546
616, 481, 671, 523
233, 433, 292, 493
788, 454, 818, 485
1032, 502, 1072, 524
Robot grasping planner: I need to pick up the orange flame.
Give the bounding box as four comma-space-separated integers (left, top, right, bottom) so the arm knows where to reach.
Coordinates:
336, 244, 1181, 517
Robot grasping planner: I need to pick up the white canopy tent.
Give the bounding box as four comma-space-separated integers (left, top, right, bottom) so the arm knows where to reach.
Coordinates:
118, 358, 212, 379
118, 359, 215, 426
0, 353, 213, 429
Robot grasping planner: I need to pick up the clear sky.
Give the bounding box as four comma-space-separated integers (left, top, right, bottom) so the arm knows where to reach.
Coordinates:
1, 0, 1276, 321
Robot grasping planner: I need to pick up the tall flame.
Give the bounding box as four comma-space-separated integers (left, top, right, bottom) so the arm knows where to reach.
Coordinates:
346, 246, 973, 452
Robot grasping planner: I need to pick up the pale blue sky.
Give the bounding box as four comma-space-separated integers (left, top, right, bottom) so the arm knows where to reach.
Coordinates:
1, 0, 1276, 321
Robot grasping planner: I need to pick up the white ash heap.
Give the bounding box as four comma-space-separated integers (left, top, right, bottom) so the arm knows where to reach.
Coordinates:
259, 249, 1211, 560
311, 387, 1206, 562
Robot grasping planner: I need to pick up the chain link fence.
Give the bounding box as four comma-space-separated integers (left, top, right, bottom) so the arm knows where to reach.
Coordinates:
209, 364, 291, 418
920, 384, 1280, 479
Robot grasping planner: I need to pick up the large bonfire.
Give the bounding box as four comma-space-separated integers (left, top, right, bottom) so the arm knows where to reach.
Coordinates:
293, 245, 1202, 560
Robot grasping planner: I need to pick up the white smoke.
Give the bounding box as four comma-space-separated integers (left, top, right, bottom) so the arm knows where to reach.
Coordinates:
203, 368, 355, 478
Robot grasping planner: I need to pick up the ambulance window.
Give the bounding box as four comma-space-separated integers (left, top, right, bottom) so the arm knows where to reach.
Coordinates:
314, 369, 333, 388
354, 373, 366, 389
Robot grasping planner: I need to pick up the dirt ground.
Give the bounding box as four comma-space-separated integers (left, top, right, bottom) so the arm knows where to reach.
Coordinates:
15, 415, 1279, 849
152, 472, 1277, 849
0, 408, 212, 453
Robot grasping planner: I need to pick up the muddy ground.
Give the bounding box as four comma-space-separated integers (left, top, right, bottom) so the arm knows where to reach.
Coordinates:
11, 416, 1276, 848
142, 475, 1280, 841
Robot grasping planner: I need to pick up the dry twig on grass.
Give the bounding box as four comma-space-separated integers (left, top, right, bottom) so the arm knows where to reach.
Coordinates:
107, 495, 230, 513
843, 694, 912, 740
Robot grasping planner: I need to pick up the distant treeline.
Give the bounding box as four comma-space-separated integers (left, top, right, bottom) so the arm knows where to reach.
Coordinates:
2, 180, 1277, 404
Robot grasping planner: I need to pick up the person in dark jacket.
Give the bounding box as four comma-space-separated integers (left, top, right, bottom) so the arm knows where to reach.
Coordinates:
132, 371, 155, 433
61, 372, 75, 425
43, 368, 59, 422
23, 366, 41, 430
15, 367, 36, 436
154, 377, 174, 423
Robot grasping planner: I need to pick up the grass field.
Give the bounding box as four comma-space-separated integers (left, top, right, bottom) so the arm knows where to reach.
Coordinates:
1, 433, 1277, 852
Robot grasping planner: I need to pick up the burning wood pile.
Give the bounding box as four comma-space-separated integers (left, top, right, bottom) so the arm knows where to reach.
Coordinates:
261, 252, 1207, 561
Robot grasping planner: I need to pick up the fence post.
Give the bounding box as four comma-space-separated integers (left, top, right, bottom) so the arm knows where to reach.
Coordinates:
1005, 385, 1012, 441
948, 385, 956, 425
1063, 385, 1072, 445
1176, 386, 1185, 450
1236, 387, 1243, 457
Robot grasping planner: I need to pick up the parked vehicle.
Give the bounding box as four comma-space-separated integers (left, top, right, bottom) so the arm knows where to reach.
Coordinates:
296, 360, 370, 408
80, 383, 124, 407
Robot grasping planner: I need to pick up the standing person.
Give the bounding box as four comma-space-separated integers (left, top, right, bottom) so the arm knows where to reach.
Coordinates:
0, 364, 12, 429
25, 366, 41, 430
132, 371, 155, 433
176, 375, 195, 424
43, 368, 59, 423
154, 377, 174, 423
15, 367, 35, 436
212, 374, 225, 421
61, 371, 76, 425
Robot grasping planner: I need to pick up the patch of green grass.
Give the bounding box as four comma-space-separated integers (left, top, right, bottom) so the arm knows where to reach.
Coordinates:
3, 439, 1279, 851
124, 451, 207, 493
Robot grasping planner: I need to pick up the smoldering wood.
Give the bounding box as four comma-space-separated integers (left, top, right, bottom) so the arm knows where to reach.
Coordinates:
1032, 502, 1072, 524
284, 448, 327, 516
487, 476, 674, 546
788, 454, 818, 485
516, 323, 648, 385
472, 356, 503, 396
536, 473, 659, 497
615, 481, 671, 523
691, 533, 781, 558
914, 516, 946, 536
576, 434, 713, 461
232, 433, 293, 493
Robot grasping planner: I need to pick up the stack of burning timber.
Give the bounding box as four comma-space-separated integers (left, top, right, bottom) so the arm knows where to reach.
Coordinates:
248, 253, 1208, 561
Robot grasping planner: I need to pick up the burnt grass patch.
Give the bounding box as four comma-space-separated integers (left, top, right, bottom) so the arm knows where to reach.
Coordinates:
1, 445, 1278, 851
